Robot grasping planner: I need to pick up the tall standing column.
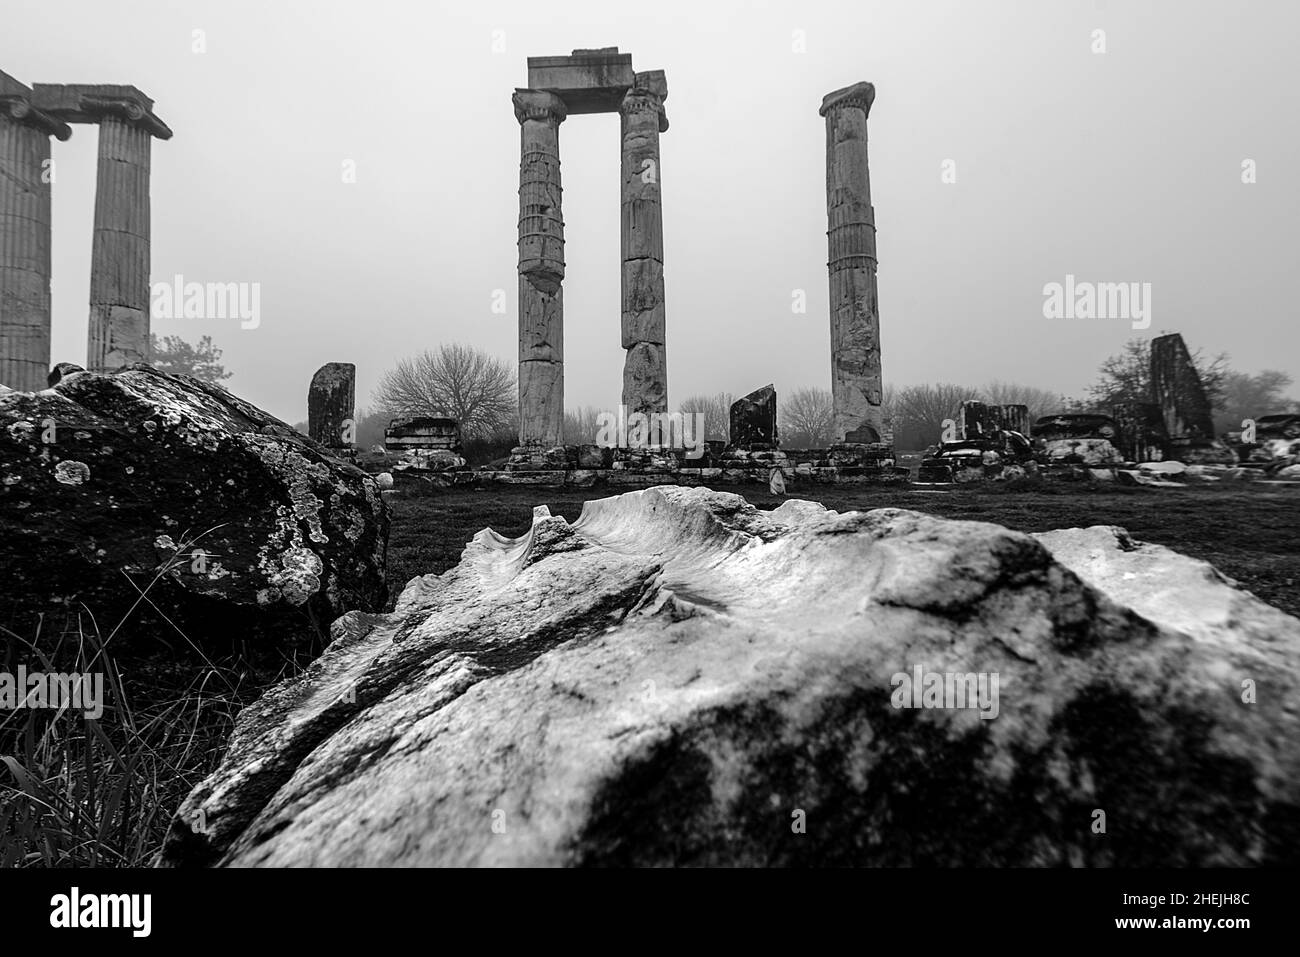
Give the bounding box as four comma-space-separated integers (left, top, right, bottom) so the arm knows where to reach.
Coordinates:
88, 112, 153, 371
619, 71, 668, 423
514, 89, 567, 447
0, 73, 69, 391
821, 82, 883, 444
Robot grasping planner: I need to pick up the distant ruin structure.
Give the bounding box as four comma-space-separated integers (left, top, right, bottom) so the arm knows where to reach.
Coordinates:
514, 48, 668, 448
0, 69, 169, 391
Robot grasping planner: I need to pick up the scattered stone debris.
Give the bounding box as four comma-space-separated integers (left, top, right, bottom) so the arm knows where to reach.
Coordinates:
917, 402, 1035, 482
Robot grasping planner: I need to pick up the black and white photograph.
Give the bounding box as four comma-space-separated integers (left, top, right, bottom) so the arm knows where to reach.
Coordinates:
0, 0, 1292, 937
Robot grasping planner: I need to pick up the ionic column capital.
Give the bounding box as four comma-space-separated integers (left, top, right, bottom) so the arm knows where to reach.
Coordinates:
0, 95, 72, 140
513, 89, 568, 126
30, 84, 172, 140
80, 95, 172, 138
819, 81, 875, 118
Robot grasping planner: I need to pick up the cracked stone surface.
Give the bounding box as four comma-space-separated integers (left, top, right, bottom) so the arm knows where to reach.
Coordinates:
0, 364, 388, 653
157, 487, 1299, 867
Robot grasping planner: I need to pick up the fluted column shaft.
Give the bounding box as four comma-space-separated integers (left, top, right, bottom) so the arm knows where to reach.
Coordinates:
821, 82, 883, 443
514, 90, 566, 447
88, 115, 151, 371
619, 72, 668, 422
0, 108, 53, 391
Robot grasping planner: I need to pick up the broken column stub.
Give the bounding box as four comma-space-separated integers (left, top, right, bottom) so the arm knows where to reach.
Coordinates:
728, 385, 778, 449
620, 70, 668, 422
32, 84, 171, 373
0, 71, 70, 392
307, 362, 356, 451
821, 82, 883, 445
514, 88, 567, 447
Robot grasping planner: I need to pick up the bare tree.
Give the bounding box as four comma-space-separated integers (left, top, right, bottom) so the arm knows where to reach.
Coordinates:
893, 382, 979, 449
779, 386, 835, 448
678, 392, 733, 442
880, 382, 898, 437
980, 380, 1065, 424
371, 344, 515, 439
563, 405, 604, 444
1087, 336, 1228, 411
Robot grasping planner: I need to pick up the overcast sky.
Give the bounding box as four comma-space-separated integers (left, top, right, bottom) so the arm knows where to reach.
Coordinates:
6, 0, 1298, 423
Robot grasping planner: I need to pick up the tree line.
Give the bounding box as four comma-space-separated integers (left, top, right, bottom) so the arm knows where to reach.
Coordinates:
153, 336, 1298, 455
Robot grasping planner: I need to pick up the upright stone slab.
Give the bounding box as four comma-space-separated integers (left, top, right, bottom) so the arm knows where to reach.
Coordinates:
821, 82, 883, 444
514, 89, 567, 447
619, 71, 668, 422
1149, 333, 1234, 463
0, 72, 69, 392
729, 384, 778, 449
307, 362, 356, 451
1150, 333, 1216, 443
32, 84, 171, 373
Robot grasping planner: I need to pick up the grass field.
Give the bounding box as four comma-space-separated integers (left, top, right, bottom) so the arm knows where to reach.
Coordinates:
387, 481, 1300, 619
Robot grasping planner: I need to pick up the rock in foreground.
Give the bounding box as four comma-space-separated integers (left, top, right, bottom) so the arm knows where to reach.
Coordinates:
0, 365, 388, 654
161, 487, 1299, 866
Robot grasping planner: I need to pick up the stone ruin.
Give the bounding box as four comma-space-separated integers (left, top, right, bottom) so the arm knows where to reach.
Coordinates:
0, 70, 170, 391
916, 332, 1295, 486
512, 48, 669, 452
917, 402, 1035, 483
820, 82, 889, 453
1150, 333, 1234, 465
493, 61, 899, 488
307, 362, 356, 457
383, 415, 467, 476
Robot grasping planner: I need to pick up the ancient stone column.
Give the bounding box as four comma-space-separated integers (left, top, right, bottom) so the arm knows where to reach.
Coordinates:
0, 73, 69, 392
29, 86, 171, 373
88, 113, 153, 371
821, 82, 883, 444
308, 362, 356, 450
514, 89, 567, 447
619, 71, 668, 424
